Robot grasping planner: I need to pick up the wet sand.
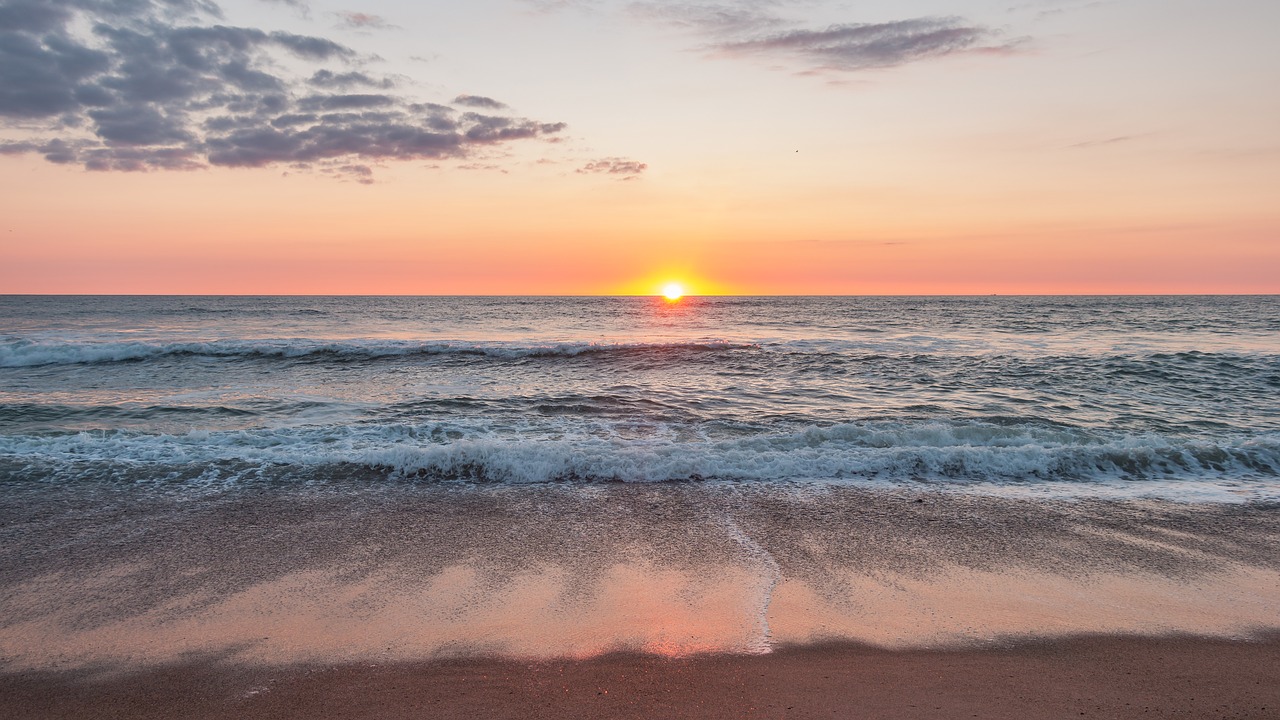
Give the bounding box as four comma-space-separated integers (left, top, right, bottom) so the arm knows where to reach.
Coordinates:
2, 482, 1278, 716
3, 636, 1278, 719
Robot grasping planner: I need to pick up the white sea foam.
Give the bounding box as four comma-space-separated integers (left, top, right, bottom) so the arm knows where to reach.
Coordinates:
3, 421, 1278, 501
719, 514, 781, 653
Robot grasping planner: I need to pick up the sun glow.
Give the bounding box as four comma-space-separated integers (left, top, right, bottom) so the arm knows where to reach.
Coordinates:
662, 282, 685, 300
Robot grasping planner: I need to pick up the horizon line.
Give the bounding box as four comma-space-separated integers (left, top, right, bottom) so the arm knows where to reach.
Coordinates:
3, 293, 1278, 298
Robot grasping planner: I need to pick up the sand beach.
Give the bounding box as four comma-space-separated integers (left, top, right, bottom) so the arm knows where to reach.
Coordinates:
2, 483, 1277, 718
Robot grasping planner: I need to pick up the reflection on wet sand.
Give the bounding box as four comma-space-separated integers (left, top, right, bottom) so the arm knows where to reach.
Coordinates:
1, 483, 1278, 671
3, 558, 1277, 670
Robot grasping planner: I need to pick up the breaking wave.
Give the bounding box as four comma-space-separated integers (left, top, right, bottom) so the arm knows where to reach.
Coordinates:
3, 421, 1277, 500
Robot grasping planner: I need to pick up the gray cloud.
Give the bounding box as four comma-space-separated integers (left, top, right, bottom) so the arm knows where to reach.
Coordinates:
296, 94, 396, 111
257, 0, 310, 20
0, 0, 567, 180
527, 2, 1018, 75
327, 162, 373, 184
461, 112, 566, 143
0, 140, 40, 154
334, 11, 395, 31
267, 31, 354, 60
457, 162, 508, 173
577, 157, 647, 178
627, 1, 785, 36
308, 69, 395, 90
453, 94, 508, 110
713, 17, 1017, 71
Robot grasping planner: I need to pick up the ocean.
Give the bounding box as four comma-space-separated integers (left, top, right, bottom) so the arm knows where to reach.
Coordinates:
2, 295, 1277, 501
4, 294, 1280, 671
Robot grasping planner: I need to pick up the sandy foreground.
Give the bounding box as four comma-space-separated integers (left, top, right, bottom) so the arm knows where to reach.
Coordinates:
1, 482, 1278, 717
3, 635, 1278, 719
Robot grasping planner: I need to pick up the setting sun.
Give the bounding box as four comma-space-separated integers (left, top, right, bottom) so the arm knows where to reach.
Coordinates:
662, 282, 685, 300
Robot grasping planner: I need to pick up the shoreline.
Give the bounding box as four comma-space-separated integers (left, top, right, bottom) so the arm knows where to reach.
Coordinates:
4, 634, 1278, 719
3, 484, 1278, 717
2, 485, 1278, 670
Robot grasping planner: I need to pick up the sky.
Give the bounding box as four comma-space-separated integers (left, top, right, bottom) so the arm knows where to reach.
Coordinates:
1, 0, 1277, 295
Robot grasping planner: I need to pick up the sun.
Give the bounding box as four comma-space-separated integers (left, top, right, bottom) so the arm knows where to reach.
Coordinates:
662, 282, 685, 301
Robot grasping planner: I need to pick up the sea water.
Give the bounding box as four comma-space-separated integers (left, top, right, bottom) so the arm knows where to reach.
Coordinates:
2, 295, 1277, 501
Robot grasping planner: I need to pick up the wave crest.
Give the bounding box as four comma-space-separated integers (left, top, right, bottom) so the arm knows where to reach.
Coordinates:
3, 422, 1277, 500
0, 339, 753, 368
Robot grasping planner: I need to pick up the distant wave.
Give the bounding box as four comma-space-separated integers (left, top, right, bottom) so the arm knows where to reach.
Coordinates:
0, 400, 339, 425
3, 421, 1277, 500
8, 336, 1277, 370
0, 339, 755, 367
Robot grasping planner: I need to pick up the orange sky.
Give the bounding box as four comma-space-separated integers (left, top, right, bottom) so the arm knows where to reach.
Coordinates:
1, 0, 1277, 294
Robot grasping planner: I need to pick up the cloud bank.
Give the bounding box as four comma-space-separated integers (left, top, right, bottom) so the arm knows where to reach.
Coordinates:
0, 0, 566, 179
540, 1, 1018, 74
713, 16, 1015, 72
